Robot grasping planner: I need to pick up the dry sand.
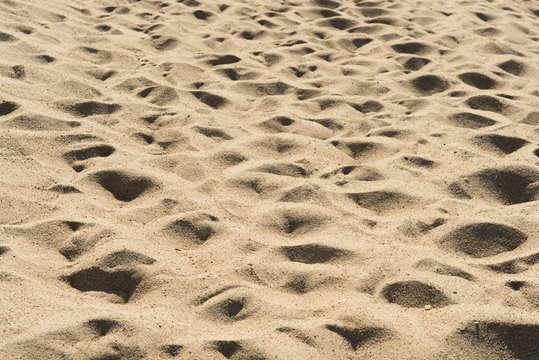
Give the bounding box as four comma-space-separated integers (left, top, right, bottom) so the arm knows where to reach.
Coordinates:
0, 0, 538, 359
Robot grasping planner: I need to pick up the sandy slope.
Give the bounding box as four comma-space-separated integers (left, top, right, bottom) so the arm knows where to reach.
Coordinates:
0, 0, 538, 359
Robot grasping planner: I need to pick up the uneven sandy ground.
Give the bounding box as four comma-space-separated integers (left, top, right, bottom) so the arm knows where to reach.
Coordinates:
0, 0, 538, 359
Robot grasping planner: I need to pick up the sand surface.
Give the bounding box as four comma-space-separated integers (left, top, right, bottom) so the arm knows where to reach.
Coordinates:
0, 0, 538, 359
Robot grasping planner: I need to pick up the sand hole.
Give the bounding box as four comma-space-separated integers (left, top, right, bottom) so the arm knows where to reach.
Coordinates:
191, 91, 228, 108
279, 184, 325, 203
280, 244, 349, 264
100, 250, 156, 268
164, 213, 218, 245
3, 114, 80, 131
415, 259, 475, 281
352, 100, 383, 113
402, 155, 436, 168
472, 134, 528, 155
36, 54, 55, 63
321, 165, 383, 181
95, 24, 111, 32
64, 267, 142, 303
262, 116, 295, 130
0, 246, 9, 256
208, 55, 241, 66
161, 345, 183, 357
320, 9, 340, 18
210, 297, 248, 321
194, 10, 213, 20
475, 12, 493, 22
453, 321, 539, 359
252, 163, 309, 178
367, 17, 397, 25
466, 95, 504, 113
0, 101, 19, 116
348, 191, 419, 214
459, 72, 497, 89
411, 75, 449, 94
331, 140, 394, 160
213, 341, 242, 358
153, 37, 178, 51
381, 280, 452, 308
440, 223, 527, 258
85, 318, 119, 337
391, 42, 429, 54
352, 37, 373, 48
236, 81, 290, 96
211, 150, 247, 166
267, 206, 332, 236
63, 101, 120, 117
48, 185, 81, 194
487, 253, 538, 274
453, 166, 538, 205
91, 170, 156, 202
325, 17, 357, 30
359, 8, 388, 17
193, 126, 232, 140
0, 32, 16, 42
506, 281, 527, 291
63, 144, 115, 162
498, 59, 524, 76
404, 57, 430, 71
448, 112, 497, 129
326, 325, 391, 350
313, 0, 340, 9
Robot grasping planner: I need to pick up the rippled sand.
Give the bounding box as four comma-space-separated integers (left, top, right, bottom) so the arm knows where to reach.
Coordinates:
0, 0, 538, 359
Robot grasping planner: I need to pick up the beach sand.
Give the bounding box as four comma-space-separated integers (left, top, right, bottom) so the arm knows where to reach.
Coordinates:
0, 0, 538, 359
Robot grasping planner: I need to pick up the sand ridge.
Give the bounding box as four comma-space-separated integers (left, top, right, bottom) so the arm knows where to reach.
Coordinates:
0, 0, 538, 359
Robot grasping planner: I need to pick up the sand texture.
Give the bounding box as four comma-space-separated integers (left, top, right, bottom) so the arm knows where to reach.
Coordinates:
0, 0, 538, 359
